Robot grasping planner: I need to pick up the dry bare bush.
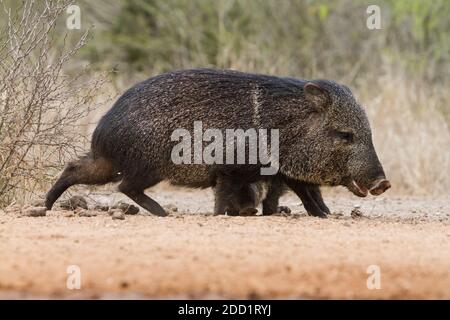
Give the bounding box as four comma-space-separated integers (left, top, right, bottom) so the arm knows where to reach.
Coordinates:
0, 0, 109, 206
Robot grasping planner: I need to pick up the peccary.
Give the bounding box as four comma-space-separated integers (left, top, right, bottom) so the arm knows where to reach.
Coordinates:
45, 69, 390, 217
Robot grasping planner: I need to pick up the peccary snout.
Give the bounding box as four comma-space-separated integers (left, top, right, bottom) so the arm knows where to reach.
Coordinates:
369, 178, 391, 195
349, 175, 391, 198
360, 149, 391, 197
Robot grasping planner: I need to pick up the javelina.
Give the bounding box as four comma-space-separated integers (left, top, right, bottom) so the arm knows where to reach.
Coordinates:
45, 69, 390, 217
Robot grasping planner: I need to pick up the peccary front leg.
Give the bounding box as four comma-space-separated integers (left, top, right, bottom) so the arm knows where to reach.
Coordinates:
308, 184, 330, 214
284, 179, 328, 218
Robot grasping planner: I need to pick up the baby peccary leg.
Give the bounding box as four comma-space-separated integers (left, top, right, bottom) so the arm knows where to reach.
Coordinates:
214, 177, 258, 216
284, 179, 329, 218
118, 176, 167, 217
262, 178, 289, 215
214, 177, 237, 215
262, 194, 291, 215
237, 184, 260, 216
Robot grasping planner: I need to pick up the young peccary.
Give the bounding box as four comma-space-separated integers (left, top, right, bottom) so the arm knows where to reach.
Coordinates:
214, 174, 328, 217
214, 175, 290, 216
45, 69, 390, 217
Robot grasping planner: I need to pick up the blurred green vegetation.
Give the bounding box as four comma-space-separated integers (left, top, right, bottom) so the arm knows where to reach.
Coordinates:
1, 0, 447, 83
76, 0, 449, 84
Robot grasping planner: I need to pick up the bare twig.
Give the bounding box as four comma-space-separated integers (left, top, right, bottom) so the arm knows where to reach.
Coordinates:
0, 0, 110, 205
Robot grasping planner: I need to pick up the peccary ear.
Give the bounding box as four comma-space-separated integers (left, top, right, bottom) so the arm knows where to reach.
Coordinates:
304, 82, 329, 111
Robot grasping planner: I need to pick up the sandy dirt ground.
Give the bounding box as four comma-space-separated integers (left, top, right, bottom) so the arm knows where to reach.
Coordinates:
1, 184, 450, 299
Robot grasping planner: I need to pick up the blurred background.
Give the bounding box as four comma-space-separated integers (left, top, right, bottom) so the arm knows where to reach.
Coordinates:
0, 0, 449, 206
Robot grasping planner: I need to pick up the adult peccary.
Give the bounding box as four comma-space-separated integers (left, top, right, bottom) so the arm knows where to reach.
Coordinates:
45, 69, 390, 217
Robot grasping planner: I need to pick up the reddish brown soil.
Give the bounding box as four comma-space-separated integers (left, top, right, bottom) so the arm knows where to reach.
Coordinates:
1, 185, 449, 299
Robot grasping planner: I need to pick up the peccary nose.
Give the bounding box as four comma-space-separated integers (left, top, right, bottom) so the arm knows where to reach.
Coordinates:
369, 179, 391, 195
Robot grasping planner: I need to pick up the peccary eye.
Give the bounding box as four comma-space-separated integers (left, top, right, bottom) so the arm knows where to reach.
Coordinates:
334, 130, 354, 143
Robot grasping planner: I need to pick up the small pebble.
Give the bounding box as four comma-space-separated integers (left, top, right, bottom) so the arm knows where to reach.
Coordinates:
111, 210, 125, 220
93, 204, 110, 212
5, 205, 21, 215
75, 208, 97, 217
112, 201, 139, 215
165, 204, 178, 212
278, 206, 292, 214
31, 199, 45, 207
23, 207, 47, 217
351, 208, 363, 219
59, 195, 88, 210
330, 211, 344, 219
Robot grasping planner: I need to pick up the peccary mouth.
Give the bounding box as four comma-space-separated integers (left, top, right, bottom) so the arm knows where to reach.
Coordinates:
347, 179, 391, 197
348, 180, 369, 197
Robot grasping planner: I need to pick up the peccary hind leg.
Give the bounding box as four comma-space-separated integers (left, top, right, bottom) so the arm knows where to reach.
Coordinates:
45, 155, 119, 210
118, 176, 167, 217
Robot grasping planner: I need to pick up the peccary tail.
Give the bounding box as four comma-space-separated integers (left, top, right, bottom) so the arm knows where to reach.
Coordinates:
45, 153, 119, 210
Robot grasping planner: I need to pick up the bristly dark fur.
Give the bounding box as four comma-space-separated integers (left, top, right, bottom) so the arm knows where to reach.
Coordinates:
45, 68, 388, 217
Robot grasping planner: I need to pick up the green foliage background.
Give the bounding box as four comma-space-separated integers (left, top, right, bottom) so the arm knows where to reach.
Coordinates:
77, 0, 449, 83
